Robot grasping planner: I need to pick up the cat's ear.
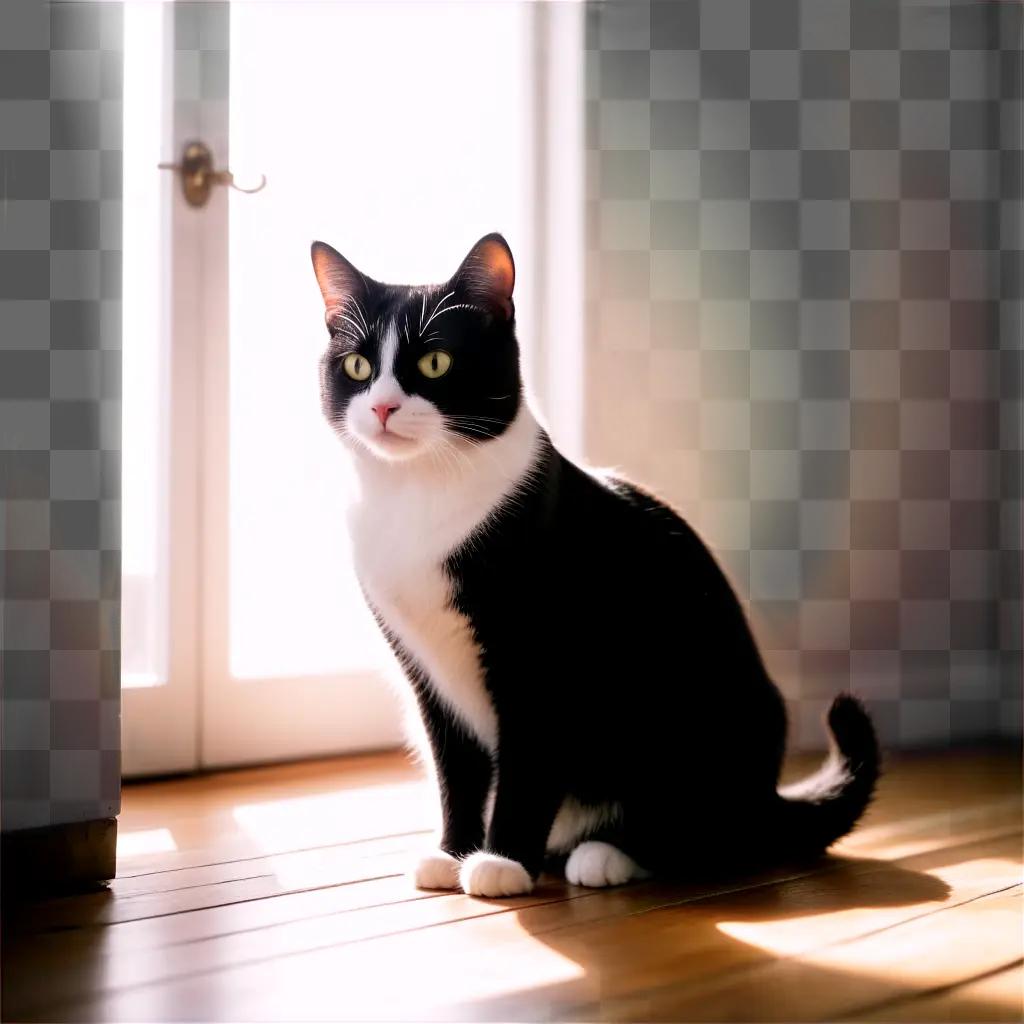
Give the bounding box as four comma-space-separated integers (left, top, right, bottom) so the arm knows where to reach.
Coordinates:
310, 240, 368, 313
452, 233, 515, 320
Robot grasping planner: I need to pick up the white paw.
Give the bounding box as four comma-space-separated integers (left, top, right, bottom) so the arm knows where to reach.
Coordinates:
410, 849, 461, 890
459, 852, 534, 898
565, 840, 643, 888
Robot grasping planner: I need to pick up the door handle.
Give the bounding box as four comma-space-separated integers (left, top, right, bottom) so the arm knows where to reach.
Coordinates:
159, 140, 266, 208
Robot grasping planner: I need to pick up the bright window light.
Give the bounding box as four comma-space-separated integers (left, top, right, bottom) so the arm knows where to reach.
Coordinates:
227, 2, 534, 678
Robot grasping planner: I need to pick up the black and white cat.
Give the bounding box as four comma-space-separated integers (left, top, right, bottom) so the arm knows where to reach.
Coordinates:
310, 233, 880, 898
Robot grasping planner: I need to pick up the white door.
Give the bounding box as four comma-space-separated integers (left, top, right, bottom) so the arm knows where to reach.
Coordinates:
121, 0, 584, 774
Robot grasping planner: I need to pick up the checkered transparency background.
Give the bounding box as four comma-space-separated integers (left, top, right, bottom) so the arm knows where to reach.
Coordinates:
1, 0, 122, 832
583, 0, 1022, 750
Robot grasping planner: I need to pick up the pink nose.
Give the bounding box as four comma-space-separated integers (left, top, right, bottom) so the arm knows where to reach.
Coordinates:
372, 403, 400, 427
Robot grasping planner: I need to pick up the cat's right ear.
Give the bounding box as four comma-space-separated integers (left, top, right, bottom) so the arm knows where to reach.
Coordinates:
310, 241, 366, 312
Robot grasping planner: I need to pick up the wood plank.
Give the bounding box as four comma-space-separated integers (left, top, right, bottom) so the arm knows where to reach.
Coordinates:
10, 854, 853, 1013
111, 750, 1019, 876
112, 753, 1019, 892
478, 841, 1024, 1024
115, 762, 431, 877
19, 830, 1020, 1022
107, 750, 1020, 880
5, 882, 587, 1020
111, 830, 428, 899
16, 827, 1013, 1020
18, 752, 1011, 941
9, 832, 424, 931
59, 855, 1019, 1023
624, 887, 1024, 1023
853, 961, 1024, 1022
17, 785, 1015, 936
5, 751, 1020, 1024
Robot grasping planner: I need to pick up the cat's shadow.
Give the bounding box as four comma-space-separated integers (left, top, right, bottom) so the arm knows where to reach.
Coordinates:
456, 854, 962, 1022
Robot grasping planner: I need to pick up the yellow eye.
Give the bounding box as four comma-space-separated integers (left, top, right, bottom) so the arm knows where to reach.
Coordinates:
418, 350, 452, 379
342, 353, 372, 382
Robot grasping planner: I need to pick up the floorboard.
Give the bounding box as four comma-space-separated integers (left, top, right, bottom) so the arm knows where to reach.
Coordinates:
854, 961, 1024, 1022
3, 749, 1021, 1022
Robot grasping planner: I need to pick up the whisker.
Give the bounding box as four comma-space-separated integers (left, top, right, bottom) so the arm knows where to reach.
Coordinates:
428, 442, 452, 481
434, 437, 466, 481
443, 412, 509, 420
333, 313, 366, 339
348, 299, 369, 334
444, 415, 509, 426
424, 303, 483, 327
420, 290, 456, 335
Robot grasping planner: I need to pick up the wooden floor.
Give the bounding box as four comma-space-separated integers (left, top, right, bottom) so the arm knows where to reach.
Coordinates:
3, 749, 1022, 1022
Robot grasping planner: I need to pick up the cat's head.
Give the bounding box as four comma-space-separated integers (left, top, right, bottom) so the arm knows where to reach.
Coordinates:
310, 233, 522, 463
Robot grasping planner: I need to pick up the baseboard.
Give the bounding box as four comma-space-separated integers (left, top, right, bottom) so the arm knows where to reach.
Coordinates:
2, 817, 117, 897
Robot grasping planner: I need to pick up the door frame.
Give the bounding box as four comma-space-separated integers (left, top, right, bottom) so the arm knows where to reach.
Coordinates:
121, 0, 199, 776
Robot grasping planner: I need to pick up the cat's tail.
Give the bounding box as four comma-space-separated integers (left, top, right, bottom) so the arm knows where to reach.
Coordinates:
773, 693, 881, 858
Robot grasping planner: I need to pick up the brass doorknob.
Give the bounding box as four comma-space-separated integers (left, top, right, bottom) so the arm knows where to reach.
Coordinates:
159, 141, 266, 208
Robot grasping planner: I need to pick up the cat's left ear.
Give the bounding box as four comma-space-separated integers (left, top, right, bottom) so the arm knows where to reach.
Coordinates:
452, 233, 515, 320
310, 240, 368, 313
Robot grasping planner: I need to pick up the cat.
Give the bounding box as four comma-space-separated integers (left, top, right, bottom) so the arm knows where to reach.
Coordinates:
310, 232, 880, 898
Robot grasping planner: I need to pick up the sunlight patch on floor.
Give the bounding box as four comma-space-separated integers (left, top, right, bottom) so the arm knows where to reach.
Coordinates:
117, 827, 177, 859
716, 858, 1022, 962
225, 917, 588, 1022
231, 782, 435, 858
862, 963, 1024, 1023
264, 833, 421, 889
837, 799, 1023, 861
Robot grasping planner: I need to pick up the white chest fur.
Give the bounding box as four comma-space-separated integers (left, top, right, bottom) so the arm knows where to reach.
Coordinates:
347, 409, 541, 752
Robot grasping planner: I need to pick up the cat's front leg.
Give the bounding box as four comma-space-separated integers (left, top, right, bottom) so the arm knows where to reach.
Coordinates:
411, 683, 493, 890
459, 734, 562, 898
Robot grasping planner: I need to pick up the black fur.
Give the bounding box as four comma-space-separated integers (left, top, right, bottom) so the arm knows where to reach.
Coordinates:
312, 233, 881, 882
429, 440, 878, 878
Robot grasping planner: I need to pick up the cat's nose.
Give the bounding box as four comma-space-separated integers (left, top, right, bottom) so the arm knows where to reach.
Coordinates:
372, 402, 400, 427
